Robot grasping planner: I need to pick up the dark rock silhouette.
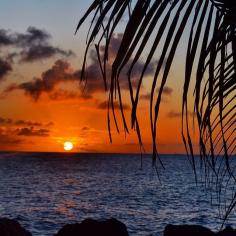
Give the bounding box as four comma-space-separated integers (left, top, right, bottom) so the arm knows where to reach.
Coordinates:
0, 218, 31, 236
54, 218, 129, 236
164, 224, 216, 236
164, 224, 236, 236
218, 226, 236, 236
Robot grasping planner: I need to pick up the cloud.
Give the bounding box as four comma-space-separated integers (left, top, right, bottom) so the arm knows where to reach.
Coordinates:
2, 33, 159, 101
97, 100, 130, 110
0, 27, 74, 63
20, 45, 74, 63
80, 34, 156, 93
167, 110, 194, 118
15, 120, 42, 126
5, 60, 80, 100
0, 27, 74, 85
0, 117, 12, 124
141, 87, 173, 100
46, 122, 54, 127
4, 60, 93, 101
81, 126, 90, 131
0, 29, 14, 46
161, 87, 173, 95
0, 118, 53, 144
167, 111, 182, 118
48, 89, 92, 101
17, 127, 50, 137
15, 26, 51, 47
0, 59, 12, 81
0, 128, 23, 145
140, 93, 151, 100
0, 134, 23, 145
0, 116, 54, 127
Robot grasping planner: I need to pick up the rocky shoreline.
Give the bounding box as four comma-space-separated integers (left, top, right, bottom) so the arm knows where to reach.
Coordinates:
0, 217, 235, 236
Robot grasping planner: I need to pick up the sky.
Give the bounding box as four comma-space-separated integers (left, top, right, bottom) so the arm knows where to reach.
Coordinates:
0, 0, 197, 153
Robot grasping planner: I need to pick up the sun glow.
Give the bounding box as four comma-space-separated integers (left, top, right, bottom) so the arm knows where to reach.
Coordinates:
64, 142, 73, 151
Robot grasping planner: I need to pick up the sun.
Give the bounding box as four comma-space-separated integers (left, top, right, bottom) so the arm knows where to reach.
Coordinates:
64, 141, 73, 151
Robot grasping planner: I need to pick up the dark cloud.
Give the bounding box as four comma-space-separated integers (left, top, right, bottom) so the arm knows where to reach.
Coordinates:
5, 60, 80, 100
15, 27, 51, 47
100, 33, 123, 59
0, 27, 74, 63
20, 60, 78, 100
81, 126, 90, 131
17, 127, 50, 137
0, 117, 12, 124
2, 83, 18, 96
15, 120, 42, 126
49, 89, 92, 101
0, 59, 12, 81
2, 34, 159, 101
97, 100, 130, 110
0, 128, 23, 145
20, 45, 74, 63
0, 116, 54, 127
141, 87, 173, 100
167, 111, 182, 118
0, 134, 23, 145
16, 27, 74, 62
167, 110, 194, 118
140, 93, 151, 100
45, 122, 54, 127
0, 29, 14, 46
80, 34, 156, 93
161, 87, 173, 95
0, 27, 74, 85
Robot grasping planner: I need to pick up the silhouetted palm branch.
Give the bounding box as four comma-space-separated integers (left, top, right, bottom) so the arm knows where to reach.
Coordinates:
77, 0, 236, 217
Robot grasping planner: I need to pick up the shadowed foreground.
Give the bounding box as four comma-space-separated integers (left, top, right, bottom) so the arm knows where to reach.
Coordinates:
2, 217, 236, 236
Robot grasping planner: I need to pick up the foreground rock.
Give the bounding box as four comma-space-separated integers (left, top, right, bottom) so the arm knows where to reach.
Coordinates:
218, 226, 236, 236
55, 218, 129, 236
164, 224, 236, 236
0, 218, 31, 236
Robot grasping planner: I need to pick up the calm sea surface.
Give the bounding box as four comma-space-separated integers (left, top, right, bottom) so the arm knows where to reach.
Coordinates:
0, 152, 235, 236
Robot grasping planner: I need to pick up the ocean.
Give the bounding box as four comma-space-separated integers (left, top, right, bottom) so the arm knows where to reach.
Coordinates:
0, 152, 235, 236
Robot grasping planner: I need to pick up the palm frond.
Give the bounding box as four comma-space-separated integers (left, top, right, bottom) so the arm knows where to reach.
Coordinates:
77, 0, 236, 217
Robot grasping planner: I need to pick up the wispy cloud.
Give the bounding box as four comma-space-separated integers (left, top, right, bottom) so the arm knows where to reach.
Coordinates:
49, 89, 92, 101
97, 100, 130, 110
0, 128, 24, 145
0, 117, 53, 144
0, 134, 23, 145
166, 110, 195, 118
0, 59, 12, 81
0, 117, 12, 124
17, 127, 50, 137
0, 116, 54, 127
161, 87, 173, 95
141, 87, 173, 100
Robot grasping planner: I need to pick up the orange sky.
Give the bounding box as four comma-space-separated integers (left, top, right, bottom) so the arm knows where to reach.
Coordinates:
0, 2, 199, 154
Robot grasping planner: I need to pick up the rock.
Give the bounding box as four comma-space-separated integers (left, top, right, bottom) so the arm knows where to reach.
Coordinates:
164, 224, 216, 236
0, 218, 31, 236
217, 226, 236, 236
55, 218, 129, 236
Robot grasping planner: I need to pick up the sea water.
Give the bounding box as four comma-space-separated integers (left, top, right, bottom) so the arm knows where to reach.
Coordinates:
0, 152, 235, 236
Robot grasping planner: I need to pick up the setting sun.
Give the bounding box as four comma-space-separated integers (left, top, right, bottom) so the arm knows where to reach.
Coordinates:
64, 142, 73, 151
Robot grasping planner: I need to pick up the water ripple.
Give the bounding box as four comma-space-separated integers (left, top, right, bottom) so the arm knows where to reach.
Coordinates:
0, 153, 235, 236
